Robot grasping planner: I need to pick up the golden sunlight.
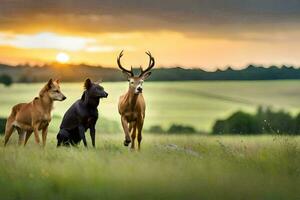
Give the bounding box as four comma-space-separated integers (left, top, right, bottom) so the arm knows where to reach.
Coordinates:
56, 52, 70, 63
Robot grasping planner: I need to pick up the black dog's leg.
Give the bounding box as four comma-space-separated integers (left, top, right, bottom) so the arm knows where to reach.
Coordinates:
90, 126, 96, 148
57, 129, 70, 147
78, 126, 87, 147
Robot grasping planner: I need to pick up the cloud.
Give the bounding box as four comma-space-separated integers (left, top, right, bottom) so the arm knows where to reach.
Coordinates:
0, 32, 124, 52
0, 0, 300, 40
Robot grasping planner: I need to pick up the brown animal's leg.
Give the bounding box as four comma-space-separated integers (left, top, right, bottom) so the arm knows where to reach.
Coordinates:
42, 126, 48, 147
4, 121, 14, 146
42, 126, 48, 146
129, 123, 133, 133
137, 121, 144, 150
130, 122, 137, 149
33, 126, 40, 145
17, 128, 26, 146
24, 131, 33, 146
121, 116, 131, 146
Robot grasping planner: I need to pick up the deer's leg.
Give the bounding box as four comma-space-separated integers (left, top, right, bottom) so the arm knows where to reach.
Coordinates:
137, 120, 144, 150
24, 131, 33, 146
130, 122, 137, 149
4, 120, 14, 146
121, 116, 131, 146
42, 126, 48, 147
129, 123, 133, 133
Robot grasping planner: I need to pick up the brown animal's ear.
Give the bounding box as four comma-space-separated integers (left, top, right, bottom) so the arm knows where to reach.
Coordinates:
56, 79, 60, 84
142, 71, 152, 80
84, 78, 92, 90
47, 79, 53, 89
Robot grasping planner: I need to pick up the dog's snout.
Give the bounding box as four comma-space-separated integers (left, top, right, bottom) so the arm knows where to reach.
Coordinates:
62, 96, 67, 100
105, 92, 108, 97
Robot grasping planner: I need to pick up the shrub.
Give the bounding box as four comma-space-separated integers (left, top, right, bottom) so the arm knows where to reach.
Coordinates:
0, 118, 6, 134
212, 107, 299, 135
212, 111, 259, 135
148, 125, 165, 134
147, 124, 198, 134
167, 124, 196, 134
0, 74, 13, 87
212, 120, 227, 135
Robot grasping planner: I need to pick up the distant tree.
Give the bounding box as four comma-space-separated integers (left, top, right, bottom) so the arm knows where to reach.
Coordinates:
167, 124, 196, 134
148, 125, 165, 133
255, 107, 295, 134
294, 113, 300, 135
212, 107, 298, 135
0, 118, 6, 134
212, 120, 227, 135
0, 74, 13, 87
217, 111, 259, 135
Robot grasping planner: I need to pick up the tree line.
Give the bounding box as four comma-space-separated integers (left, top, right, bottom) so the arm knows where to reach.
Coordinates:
1, 63, 300, 83
212, 107, 300, 135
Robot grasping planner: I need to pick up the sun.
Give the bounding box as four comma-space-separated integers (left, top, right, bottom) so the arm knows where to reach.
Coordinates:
56, 52, 70, 63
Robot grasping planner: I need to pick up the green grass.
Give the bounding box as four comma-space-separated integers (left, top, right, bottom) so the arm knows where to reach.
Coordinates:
0, 134, 299, 200
1, 80, 300, 132
0, 81, 300, 199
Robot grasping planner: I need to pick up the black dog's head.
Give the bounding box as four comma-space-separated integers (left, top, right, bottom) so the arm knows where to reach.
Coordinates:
81, 79, 108, 107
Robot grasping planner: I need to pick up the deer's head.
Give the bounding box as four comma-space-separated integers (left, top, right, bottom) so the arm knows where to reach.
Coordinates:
117, 50, 155, 94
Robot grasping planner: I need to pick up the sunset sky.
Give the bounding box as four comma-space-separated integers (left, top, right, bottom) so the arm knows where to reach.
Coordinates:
0, 0, 300, 70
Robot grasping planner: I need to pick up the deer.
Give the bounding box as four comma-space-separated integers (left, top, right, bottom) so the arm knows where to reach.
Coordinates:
117, 50, 155, 150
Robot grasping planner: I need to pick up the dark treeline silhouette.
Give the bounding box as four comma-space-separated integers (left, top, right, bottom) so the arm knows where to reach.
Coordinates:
147, 124, 198, 134
212, 107, 300, 135
1, 63, 300, 82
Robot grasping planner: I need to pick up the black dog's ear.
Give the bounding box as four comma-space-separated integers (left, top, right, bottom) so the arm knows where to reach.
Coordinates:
81, 91, 86, 101
84, 78, 92, 90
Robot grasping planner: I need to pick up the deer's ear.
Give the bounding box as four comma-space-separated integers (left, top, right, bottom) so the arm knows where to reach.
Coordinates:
122, 72, 131, 81
142, 71, 152, 80
84, 78, 92, 90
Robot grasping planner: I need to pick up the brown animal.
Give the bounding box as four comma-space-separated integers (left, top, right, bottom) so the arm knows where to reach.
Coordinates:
4, 79, 66, 147
117, 50, 155, 149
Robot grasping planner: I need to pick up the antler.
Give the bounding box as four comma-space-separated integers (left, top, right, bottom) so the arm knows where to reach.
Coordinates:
117, 50, 134, 76
139, 51, 155, 77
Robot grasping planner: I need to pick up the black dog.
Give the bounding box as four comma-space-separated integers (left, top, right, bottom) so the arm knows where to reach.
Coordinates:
57, 79, 108, 147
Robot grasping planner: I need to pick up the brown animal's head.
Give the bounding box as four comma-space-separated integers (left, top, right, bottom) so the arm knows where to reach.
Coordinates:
117, 50, 155, 94
40, 79, 66, 101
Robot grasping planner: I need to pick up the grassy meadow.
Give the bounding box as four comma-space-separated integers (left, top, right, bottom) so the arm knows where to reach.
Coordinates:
0, 134, 299, 200
0, 81, 299, 199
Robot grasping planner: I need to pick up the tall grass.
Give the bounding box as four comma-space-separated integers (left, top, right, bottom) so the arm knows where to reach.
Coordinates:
0, 134, 299, 200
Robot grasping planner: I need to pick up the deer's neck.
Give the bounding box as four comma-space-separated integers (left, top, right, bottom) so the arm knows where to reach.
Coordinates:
126, 89, 139, 111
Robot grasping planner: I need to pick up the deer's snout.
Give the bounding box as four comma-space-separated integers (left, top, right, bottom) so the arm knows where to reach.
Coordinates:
137, 87, 143, 93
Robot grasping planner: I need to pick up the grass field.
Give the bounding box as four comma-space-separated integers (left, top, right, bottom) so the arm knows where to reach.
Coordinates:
0, 81, 299, 199
1, 80, 300, 133
0, 134, 299, 200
